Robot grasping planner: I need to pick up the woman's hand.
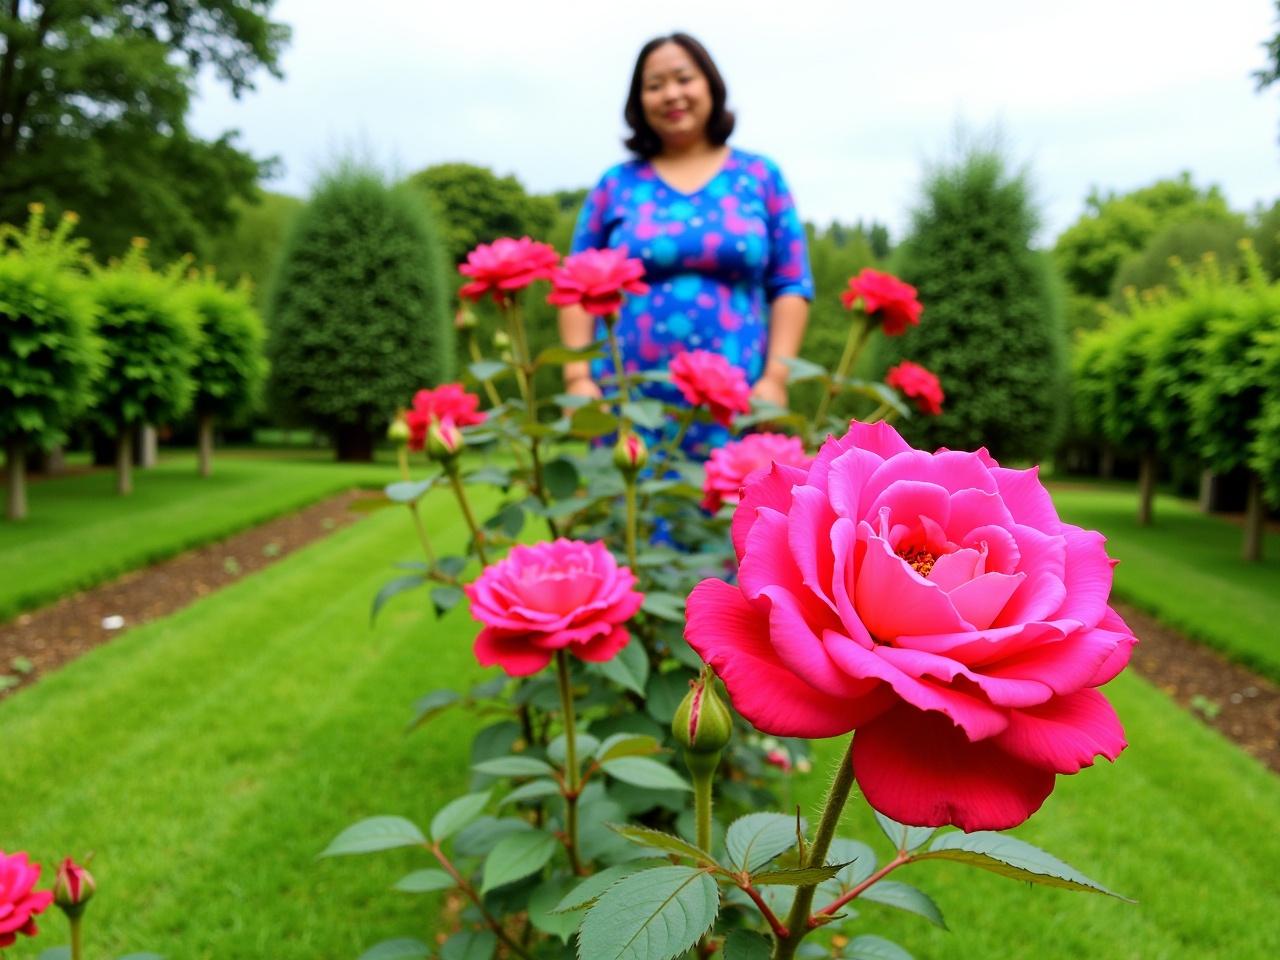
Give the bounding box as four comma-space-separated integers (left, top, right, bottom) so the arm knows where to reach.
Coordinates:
565, 376, 604, 402
751, 372, 788, 409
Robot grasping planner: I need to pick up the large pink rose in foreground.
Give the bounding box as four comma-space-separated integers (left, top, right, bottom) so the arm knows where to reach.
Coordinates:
466, 539, 644, 676
0, 850, 53, 948
702, 433, 811, 512
670, 350, 752, 428
685, 421, 1136, 831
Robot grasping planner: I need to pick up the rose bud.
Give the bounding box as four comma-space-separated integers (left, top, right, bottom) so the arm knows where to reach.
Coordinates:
52, 857, 95, 918
454, 305, 478, 331
673, 668, 733, 778
386, 413, 411, 446
492, 329, 511, 349
426, 417, 464, 462
613, 432, 648, 475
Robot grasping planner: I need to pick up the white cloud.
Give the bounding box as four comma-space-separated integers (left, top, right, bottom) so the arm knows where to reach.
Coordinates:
191, 0, 1280, 241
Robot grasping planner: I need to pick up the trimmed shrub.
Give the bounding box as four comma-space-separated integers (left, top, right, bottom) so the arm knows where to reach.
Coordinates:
0, 207, 102, 519
879, 147, 1067, 460
1109, 218, 1249, 309
267, 165, 451, 461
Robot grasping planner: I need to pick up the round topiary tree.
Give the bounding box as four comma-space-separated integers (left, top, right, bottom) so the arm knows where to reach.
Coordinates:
88, 241, 199, 494
267, 165, 452, 461
0, 206, 101, 520
879, 146, 1067, 460
182, 271, 267, 476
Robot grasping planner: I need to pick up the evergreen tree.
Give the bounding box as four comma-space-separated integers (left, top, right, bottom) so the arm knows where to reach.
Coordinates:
880, 148, 1067, 461
267, 166, 451, 461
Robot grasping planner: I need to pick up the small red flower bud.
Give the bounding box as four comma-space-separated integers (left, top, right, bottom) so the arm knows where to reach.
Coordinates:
386, 413, 411, 445
426, 417, 464, 461
613, 432, 648, 474
53, 857, 95, 918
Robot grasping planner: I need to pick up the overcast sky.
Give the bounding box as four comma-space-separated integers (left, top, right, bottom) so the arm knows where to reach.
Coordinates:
190, 0, 1279, 244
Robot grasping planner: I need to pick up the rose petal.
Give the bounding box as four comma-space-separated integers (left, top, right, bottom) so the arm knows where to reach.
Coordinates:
474, 629, 555, 677
994, 689, 1127, 773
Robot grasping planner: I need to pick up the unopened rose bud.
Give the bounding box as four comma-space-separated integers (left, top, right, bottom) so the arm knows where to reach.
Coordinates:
493, 330, 511, 349
673, 668, 732, 778
613, 432, 648, 475
53, 857, 95, 918
386, 414, 411, 445
426, 417, 463, 462
454, 306, 478, 331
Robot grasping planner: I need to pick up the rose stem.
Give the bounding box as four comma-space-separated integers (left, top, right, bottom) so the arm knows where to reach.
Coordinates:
811, 317, 874, 431
445, 466, 489, 565
555, 649, 586, 875
430, 843, 535, 960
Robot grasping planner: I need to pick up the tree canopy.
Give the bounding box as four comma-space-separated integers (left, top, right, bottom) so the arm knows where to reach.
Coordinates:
0, 1, 291, 260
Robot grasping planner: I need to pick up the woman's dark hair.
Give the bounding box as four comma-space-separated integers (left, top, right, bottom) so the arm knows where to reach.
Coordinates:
624, 33, 735, 159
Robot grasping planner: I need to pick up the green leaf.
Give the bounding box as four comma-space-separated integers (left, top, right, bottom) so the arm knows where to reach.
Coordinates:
640, 592, 686, 623
384, 479, 435, 503
620, 399, 666, 430
355, 942, 429, 960
38, 950, 71, 960
437, 555, 470, 578
553, 860, 663, 914
536, 344, 604, 367
827, 838, 878, 887
370, 574, 426, 624
726, 813, 802, 872
480, 829, 559, 893
610, 824, 716, 865
857, 880, 947, 929
528, 878, 583, 942
429, 790, 491, 843
597, 638, 650, 695
393, 868, 455, 893
644, 670, 694, 725
781, 355, 830, 382
545, 457, 581, 499
465, 466, 512, 487
468, 359, 510, 381
440, 930, 497, 960
570, 404, 619, 438
601, 757, 691, 791
723, 930, 773, 960
595, 733, 662, 763
498, 778, 562, 806
844, 934, 913, 960
472, 756, 556, 778
915, 831, 1131, 900
430, 585, 465, 617
548, 733, 600, 768
577, 865, 720, 960
873, 812, 935, 853
319, 816, 425, 857
752, 863, 845, 885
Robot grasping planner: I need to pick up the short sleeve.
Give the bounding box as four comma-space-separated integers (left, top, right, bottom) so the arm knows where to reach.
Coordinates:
570, 168, 618, 254
762, 160, 815, 302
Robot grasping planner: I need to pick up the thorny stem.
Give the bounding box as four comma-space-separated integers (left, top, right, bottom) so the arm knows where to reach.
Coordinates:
772, 735, 857, 960
623, 472, 639, 572
447, 467, 489, 565
740, 879, 790, 940
811, 318, 874, 431
555, 650, 587, 875
812, 852, 911, 924
430, 843, 535, 960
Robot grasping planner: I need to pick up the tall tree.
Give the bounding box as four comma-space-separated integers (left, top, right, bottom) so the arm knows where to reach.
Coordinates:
0, 1, 290, 260
1256, 0, 1280, 146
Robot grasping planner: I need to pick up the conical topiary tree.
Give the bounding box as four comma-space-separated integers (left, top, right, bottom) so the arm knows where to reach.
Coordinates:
182, 271, 267, 476
267, 165, 452, 461
0, 206, 102, 520
879, 147, 1067, 461
88, 241, 199, 494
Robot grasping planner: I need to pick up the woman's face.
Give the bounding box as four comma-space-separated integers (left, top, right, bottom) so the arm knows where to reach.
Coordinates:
640, 42, 712, 148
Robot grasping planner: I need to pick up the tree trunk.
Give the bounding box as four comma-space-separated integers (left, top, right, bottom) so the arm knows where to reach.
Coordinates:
198, 414, 215, 477
116, 429, 133, 495
333, 425, 375, 462
6, 439, 27, 521
1099, 444, 1115, 480
1198, 467, 1215, 513
45, 444, 66, 475
140, 424, 158, 468
1137, 451, 1156, 527
1243, 472, 1265, 563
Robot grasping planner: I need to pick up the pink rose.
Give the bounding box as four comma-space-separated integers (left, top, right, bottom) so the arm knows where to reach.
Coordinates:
702, 433, 811, 512
669, 350, 752, 428
458, 237, 560, 303
685, 421, 1136, 831
546, 248, 649, 317
842, 269, 922, 336
405, 384, 485, 452
885, 360, 944, 416
466, 539, 645, 676
0, 850, 53, 948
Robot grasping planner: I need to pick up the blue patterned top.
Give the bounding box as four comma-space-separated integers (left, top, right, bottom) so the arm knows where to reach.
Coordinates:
570, 147, 814, 454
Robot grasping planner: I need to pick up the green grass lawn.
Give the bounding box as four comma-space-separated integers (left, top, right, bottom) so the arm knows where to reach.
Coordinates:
1049, 481, 1280, 680
3, 477, 1279, 959
0, 449, 395, 621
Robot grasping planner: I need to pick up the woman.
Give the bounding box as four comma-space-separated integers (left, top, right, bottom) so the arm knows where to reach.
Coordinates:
558, 32, 813, 456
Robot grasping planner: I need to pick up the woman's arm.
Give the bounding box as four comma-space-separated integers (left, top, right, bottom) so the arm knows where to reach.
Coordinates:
558, 305, 603, 399
753, 293, 809, 407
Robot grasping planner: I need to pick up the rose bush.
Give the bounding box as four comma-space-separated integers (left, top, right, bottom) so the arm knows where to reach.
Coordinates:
687, 420, 1136, 830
